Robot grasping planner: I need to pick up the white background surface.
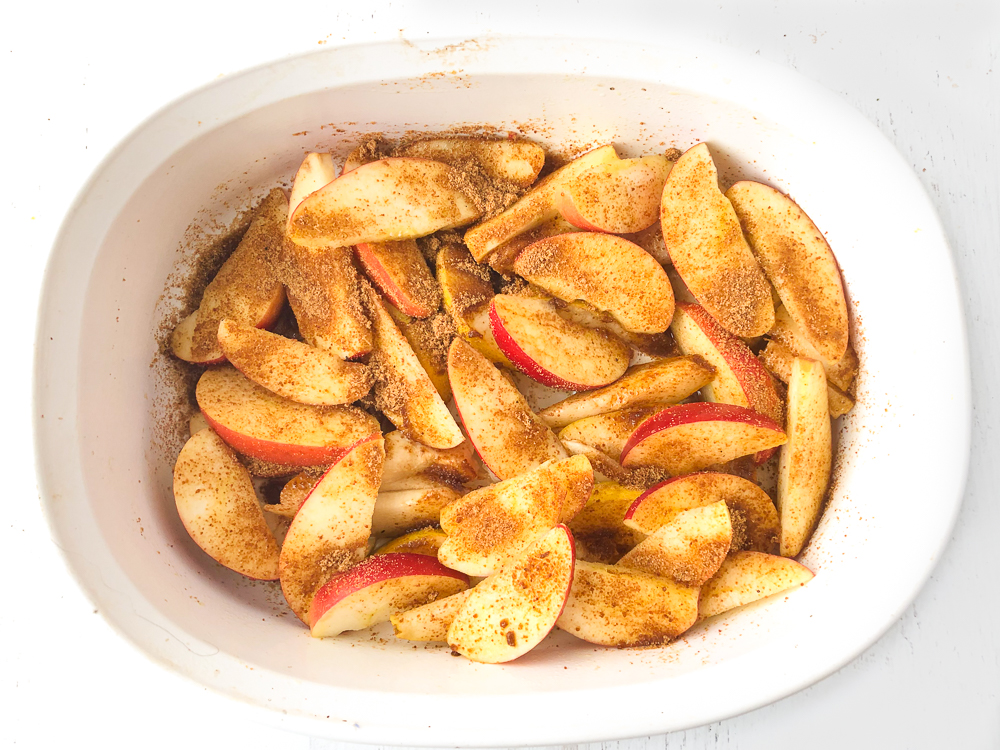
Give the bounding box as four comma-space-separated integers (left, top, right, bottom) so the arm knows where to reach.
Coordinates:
4, 2, 998, 749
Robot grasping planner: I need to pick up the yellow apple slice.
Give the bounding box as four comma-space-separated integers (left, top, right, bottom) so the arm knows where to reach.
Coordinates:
288, 152, 337, 227
397, 137, 546, 188
391, 589, 473, 642
778, 357, 832, 557
556, 560, 699, 647
759, 340, 855, 418
448, 525, 575, 663
558, 405, 667, 462
356, 239, 441, 318
660, 143, 774, 337
698, 550, 814, 620
386, 307, 453, 402
513, 232, 675, 334
173, 429, 280, 580
288, 157, 480, 250
539, 356, 715, 429
727, 181, 850, 361
567, 481, 645, 564
768, 305, 858, 393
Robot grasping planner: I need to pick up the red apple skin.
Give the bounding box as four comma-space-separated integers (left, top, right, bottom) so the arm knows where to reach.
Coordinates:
308, 552, 469, 630
355, 240, 441, 318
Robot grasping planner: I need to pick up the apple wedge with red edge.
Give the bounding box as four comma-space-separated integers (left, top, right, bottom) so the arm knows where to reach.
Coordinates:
391, 589, 472, 642
196, 367, 380, 467
556, 560, 699, 647
556, 154, 673, 234
620, 402, 787, 476
309, 552, 469, 637
660, 143, 774, 338
173, 428, 280, 580
279, 436, 385, 622
489, 294, 631, 390
567, 481, 645, 564
616, 501, 732, 586
778, 357, 833, 557
363, 282, 465, 450
698, 550, 814, 621
558, 405, 667, 462
287, 158, 480, 250
759, 340, 855, 418
447, 525, 575, 663
448, 337, 567, 480
513, 233, 675, 334
356, 239, 442, 318
726, 181, 850, 362
217, 319, 372, 406
539, 356, 716, 429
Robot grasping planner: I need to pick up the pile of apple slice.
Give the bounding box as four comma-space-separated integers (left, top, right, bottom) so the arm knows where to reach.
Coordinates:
168, 133, 856, 663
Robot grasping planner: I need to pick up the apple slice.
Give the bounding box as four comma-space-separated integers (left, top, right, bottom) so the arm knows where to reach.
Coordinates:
623, 472, 780, 555
486, 215, 577, 275
371, 483, 463, 538
279, 437, 384, 621
539, 356, 715, 429
556, 454, 596, 524
381, 430, 479, 487
514, 233, 675, 334
557, 155, 673, 234
391, 589, 472, 642
217, 319, 372, 406
448, 337, 567, 480
386, 307, 453, 402
397, 137, 546, 187
698, 550, 814, 620
727, 181, 850, 361
447, 525, 575, 663
558, 405, 666, 462
768, 305, 858, 393
196, 367, 380, 466
622, 221, 672, 267
171, 189, 287, 364
287, 158, 480, 250
567, 481, 645, 564
620, 402, 787, 476
265, 470, 324, 517
188, 411, 210, 437
616, 501, 732, 586
374, 528, 448, 557
464, 144, 620, 262
489, 294, 631, 390
356, 239, 442, 318
759, 340, 855, 418
309, 552, 469, 637
660, 143, 774, 337
556, 560, 699, 647
288, 152, 337, 226
173, 429, 280, 580
363, 282, 464, 449
778, 358, 832, 557
557, 299, 680, 359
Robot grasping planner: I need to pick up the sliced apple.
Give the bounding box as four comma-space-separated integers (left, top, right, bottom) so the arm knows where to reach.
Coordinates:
623, 472, 780, 555
556, 560, 698, 647
556, 454, 596, 524
616, 501, 731, 586
486, 215, 577, 275
727, 181, 850, 361
620, 402, 787, 476
288, 158, 480, 250
355, 239, 442, 318
778, 358, 832, 557
768, 305, 858, 393
539, 356, 715, 429
196, 367, 380, 467
397, 137, 546, 188
489, 294, 631, 390
448, 337, 567, 480
660, 143, 773, 337
622, 221, 671, 267
381, 430, 479, 487
217, 319, 372, 406
288, 152, 337, 226
759, 340, 855, 418
391, 589, 472, 642
556, 155, 673, 234
374, 528, 448, 557
279, 437, 384, 621
557, 300, 680, 360
698, 550, 814, 620
464, 144, 620, 262
371, 483, 463, 538
309, 552, 469, 637
558, 405, 666, 462
265, 470, 324, 517
567, 481, 645, 564
386, 307, 453, 401
363, 282, 464, 449
173, 429, 280, 580
447, 525, 575, 663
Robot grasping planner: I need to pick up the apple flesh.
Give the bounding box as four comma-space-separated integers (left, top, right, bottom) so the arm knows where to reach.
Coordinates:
288, 157, 480, 250
620, 402, 787, 476
513, 232, 675, 334
448, 337, 567, 480
556, 560, 699, 647
396, 137, 546, 187
539, 356, 715, 429
288, 152, 337, 226
309, 552, 469, 637
660, 143, 774, 338
374, 528, 448, 557
567, 481, 645, 564
698, 550, 814, 620
196, 367, 380, 467
768, 304, 858, 393
355, 239, 441, 318
727, 181, 850, 362
381, 430, 479, 488
557, 299, 680, 360
391, 589, 472, 642
486, 215, 577, 275
173, 429, 280, 580
778, 357, 832, 557
371, 483, 463, 538
447, 525, 575, 663
558, 405, 667, 462
759, 340, 855, 418
489, 294, 631, 390
386, 306, 453, 402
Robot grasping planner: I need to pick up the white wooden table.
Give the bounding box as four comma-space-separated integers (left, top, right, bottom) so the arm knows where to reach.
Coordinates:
5, 2, 998, 748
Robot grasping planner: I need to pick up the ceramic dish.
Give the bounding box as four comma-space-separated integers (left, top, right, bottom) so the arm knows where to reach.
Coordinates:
33, 35, 970, 745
